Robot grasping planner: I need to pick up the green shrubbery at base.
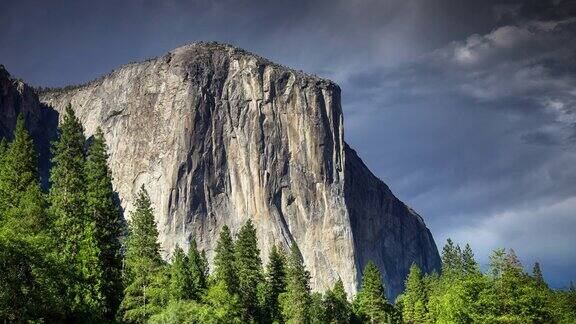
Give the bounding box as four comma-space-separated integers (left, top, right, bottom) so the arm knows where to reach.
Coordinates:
397, 239, 576, 323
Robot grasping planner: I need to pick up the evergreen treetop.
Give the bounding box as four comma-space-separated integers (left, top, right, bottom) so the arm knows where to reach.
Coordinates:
169, 245, 191, 301
442, 238, 463, 276
532, 262, 547, 288
187, 238, 208, 300
213, 225, 238, 294
324, 278, 351, 323
280, 243, 311, 324
48, 105, 106, 321
354, 261, 392, 323
85, 127, 124, 319
234, 219, 263, 321
120, 186, 164, 323
402, 263, 427, 323
462, 243, 480, 275
0, 114, 46, 231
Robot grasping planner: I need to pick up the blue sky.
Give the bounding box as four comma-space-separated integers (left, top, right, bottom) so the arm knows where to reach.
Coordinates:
1, 0, 575, 288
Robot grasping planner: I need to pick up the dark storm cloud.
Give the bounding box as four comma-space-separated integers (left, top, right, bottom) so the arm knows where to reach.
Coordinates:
340, 1, 576, 287
1, 0, 575, 287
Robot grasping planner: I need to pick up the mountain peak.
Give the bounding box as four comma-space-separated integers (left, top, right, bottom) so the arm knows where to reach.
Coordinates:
4, 47, 440, 298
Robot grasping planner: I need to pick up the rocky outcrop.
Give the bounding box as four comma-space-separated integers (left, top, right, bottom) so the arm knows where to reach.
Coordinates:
1, 43, 440, 298
0, 65, 58, 184
345, 144, 441, 297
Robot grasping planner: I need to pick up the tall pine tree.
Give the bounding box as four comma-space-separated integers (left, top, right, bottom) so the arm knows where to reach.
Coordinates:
264, 245, 287, 322
532, 262, 547, 288
120, 186, 165, 322
213, 225, 239, 294
462, 243, 480, 275
402, 263, 427, 323
234, 219, 264, 321
49, 105, 105, 320
354, 261, 392, 323
187, 238, 208, 300
280, 243, 311, 324
442, 238, 463, 276
0, 115, 65, 321
169, 245, 191, 301
0, 115, 46, 231
85, 127, 123, 319
324, 278, 351, 323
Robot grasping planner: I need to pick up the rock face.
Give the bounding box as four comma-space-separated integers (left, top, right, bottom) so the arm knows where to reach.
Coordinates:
1, 43, 440, 298
0, 65, 58, 184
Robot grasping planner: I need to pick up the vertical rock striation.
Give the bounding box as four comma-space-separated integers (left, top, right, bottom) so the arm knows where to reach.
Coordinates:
1, 43, 440, 298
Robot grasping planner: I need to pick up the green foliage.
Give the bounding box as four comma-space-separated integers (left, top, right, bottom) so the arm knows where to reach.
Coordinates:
168, 239, 208, 302
262, 245, 287, 322
462, 243, 480, 275
532, 262, 547, 288
169, 245, 192, 301
149, 281, 243, 324
2, 119, 575, 323
353, 261, 393, 323
0, 225, 68, 321
0, 137, 7, 158
310, 292, 327, 323
213, 225, 239, 294
441, 238, 463, 277
187, 238, 208, 299
280, 243, 312, 324
49, 105, 106, 320
119, 186, 165, 323
0, 115, 46, 230
402, 263, 427, 323
85, 127, 124, 319
402, 240, 574, 324
324, 278, 351, 323
234, 219, 264, 321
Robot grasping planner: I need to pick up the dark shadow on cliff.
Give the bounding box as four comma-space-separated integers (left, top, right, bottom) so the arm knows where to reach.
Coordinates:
34, 103, 59, 188
343, 142, 442, 299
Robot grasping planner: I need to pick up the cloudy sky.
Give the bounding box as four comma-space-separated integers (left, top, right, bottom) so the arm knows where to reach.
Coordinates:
1, 0, 575, 288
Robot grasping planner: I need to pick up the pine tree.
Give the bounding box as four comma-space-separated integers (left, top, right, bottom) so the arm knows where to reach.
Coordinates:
234, 219, 264, 321
310, 292, 327, 323
48, 105, 105, 320
213, 225, 239, 294
280, 243, 311, 324
0, 114, 46, 231
0, 115, 65, 321
462, 244, 480, 275
169, 245, 191, 300
354, 261, 392, 323
489, 248, 507, 278
187, 238, 208, 300
324, 278, 351, 323
85, 127, 123, 319
120, 186, 165, 323
532, 262, 547, 289
402, 263, 427, 323
264, 245, 287, 322
442, 238, 463, 276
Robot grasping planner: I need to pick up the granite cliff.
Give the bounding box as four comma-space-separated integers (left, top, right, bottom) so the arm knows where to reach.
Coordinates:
0, 43, 440, 298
